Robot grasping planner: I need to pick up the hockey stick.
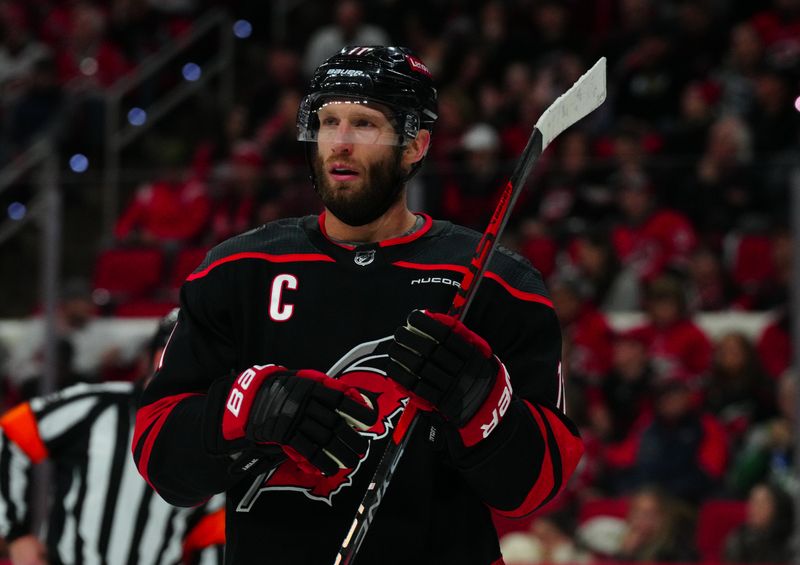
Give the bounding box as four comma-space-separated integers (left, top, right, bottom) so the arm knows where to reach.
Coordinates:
334, 57, 607, 565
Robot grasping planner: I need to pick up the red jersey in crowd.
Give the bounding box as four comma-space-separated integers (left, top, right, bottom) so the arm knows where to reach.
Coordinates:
750, 8, 800, 49
56, 41, 130, 87
628, 319, 713, 382
563, 304, 614, 383
613, 210, 697, 282
115, 178, 211, 243
757, 315, 791, 380
209, 195, 256, 244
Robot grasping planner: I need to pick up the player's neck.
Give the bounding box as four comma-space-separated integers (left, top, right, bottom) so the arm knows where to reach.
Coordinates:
324, 202, 417, 244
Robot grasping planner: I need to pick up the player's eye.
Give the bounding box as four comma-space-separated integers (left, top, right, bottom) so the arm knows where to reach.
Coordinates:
319, 116, 339, 126
353, 118, 376, 128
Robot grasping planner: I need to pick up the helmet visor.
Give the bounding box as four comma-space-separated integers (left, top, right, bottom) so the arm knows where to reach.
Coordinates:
297, 95, 418, 147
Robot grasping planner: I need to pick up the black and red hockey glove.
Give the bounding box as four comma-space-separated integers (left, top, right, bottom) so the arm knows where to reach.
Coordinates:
205, 365, 377, 477
386, 310, 513, 447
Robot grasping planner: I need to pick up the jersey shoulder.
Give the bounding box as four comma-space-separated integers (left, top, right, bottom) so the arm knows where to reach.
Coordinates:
197, 217, 321, 271
424, 221, 550, 299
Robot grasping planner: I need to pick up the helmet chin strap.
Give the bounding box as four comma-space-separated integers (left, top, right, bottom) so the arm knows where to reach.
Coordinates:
402, 158, 424, 184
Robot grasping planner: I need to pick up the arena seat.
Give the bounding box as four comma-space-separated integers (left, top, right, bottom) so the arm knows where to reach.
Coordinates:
730, 234, 774, 293
93, 247, 165, 300
519, 235, 557, 279
695, 499, 746, 563
169, 246, 210, 289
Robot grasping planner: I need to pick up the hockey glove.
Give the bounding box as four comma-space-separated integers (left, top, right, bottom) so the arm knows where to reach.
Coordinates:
386, 310, 513, 447
209, 365, 377, 477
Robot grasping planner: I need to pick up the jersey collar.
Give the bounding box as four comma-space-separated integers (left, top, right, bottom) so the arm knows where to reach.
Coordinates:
316, 211, 433, 249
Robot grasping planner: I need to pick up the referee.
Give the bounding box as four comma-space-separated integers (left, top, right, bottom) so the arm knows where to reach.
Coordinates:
0, 310, 225, 565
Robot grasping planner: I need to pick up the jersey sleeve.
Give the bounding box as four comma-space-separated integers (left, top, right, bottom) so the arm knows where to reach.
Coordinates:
0, 385, 108, 541
450, 255, 583, 518
132, 262, 246, 507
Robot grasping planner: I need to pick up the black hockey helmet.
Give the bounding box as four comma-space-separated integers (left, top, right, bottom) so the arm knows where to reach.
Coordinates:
297, 45, 438, 146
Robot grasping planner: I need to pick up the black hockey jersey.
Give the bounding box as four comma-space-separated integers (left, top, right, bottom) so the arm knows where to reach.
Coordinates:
133, 214, 583, 565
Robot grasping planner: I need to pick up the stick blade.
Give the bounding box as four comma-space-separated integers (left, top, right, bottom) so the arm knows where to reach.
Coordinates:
535, 57, 607, 151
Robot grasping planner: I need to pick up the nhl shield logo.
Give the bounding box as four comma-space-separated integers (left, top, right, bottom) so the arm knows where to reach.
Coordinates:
354, 250, 375, 266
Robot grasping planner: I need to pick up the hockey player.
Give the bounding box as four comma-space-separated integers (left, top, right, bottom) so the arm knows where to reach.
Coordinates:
0, 309, 225, 565
133, 46, 583, 565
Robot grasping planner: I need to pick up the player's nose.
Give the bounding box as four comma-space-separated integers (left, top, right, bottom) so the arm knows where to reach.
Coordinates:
329, 123, 354, 154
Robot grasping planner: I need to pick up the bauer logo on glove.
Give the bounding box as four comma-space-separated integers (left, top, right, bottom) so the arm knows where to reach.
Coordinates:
213, 364, 377, 477
386, 309, 514, 447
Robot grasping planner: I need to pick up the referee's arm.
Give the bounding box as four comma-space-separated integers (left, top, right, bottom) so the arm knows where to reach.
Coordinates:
0, 400, 49, 543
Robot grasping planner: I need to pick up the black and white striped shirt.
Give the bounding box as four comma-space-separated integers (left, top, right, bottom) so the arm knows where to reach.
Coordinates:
0, 381, 224, 565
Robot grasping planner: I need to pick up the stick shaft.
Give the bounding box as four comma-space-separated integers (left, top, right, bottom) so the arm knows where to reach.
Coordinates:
335, 57, 607, 565
448, 130, 543, 319
335, 128, 544, 565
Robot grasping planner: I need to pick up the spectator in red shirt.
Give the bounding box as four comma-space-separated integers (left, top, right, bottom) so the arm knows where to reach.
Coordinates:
748, 0, 800, 68
605, 372, 728, 502
114, 166, 210, 246
55, 2, 130, 89
611, 170, 697, 283
730, 225, 790, 310
208, 141, 275, 244
550, 276, 614, 386
756, 308, 791, 380
630, 275, 713, 383
515, 218, 558, 280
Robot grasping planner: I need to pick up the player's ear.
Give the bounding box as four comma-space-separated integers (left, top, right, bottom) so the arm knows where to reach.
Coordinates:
402, 129, 431, 167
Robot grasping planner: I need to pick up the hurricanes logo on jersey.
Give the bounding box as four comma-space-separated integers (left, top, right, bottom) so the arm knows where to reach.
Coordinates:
236, 337, 407, 511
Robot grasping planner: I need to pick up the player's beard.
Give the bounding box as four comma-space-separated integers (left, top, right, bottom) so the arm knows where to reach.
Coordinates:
312, 146, 406, 227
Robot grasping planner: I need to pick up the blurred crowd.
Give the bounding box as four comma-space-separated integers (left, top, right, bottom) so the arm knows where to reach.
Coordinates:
0, 0, 798, 562
0, 0, 208, 162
